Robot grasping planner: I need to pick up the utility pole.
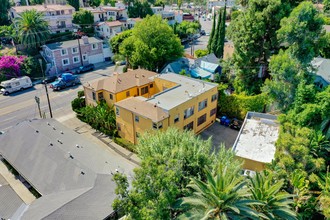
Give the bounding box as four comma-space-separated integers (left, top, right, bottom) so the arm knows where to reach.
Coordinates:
74, 29, 84, 66
39, 59, 53, 118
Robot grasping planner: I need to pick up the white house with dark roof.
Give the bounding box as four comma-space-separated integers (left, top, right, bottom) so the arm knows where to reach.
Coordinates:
232, 112, 279, 172
42, 37, 111, 75
0, 119, 136, 219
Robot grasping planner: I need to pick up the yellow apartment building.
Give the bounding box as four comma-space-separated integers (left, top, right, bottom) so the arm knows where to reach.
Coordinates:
115, 73, 219, 144
83, 69, 157, 107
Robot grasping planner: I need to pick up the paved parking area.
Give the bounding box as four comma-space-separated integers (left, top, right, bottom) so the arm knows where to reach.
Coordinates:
199, 121, 239, 152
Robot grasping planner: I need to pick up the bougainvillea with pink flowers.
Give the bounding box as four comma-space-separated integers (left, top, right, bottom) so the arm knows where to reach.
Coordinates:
0, 55, 27, 78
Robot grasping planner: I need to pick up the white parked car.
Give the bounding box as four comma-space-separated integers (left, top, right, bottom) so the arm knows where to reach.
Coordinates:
1, 76, 33, 95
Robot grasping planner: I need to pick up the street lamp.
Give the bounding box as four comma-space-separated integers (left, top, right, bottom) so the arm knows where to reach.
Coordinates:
39, 58, 53, 118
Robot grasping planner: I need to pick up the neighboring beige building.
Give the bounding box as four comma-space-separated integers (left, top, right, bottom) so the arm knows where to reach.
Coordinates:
95, 21, 123, 39
232, 112, 279, 172
9, 4, 75, 33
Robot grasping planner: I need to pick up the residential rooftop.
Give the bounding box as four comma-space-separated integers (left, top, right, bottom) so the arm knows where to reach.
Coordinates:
85, 69, 157, 93
45, 37, 103, 50
147, 73, 218, 110
311, 57, 330, 84
0, 174, 26, 219
12, 4, 74, 13
0, 119, 136, 219
232, 112, 279, 164
115, 97, 169, 123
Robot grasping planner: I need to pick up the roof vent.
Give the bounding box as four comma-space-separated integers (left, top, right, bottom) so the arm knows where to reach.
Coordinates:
81, 170, 85, 175
57, 139, 63, 144
47, 122, 50, 126
76, 144, 80, 148
68, 152, 74, 159
52, 126, 56, 130
35, 130, 39, 133
60, 131, 64, 134
49, 142, 53, 146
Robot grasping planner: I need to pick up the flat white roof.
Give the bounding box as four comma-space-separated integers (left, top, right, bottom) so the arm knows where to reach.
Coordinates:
232, 112, 279, 163
147, 73, 217, 110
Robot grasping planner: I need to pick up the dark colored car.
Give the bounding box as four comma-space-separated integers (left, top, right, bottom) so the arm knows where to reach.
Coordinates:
200, 30, 206, 35
43, 75, 57, 84
75, 64, 95, 74
229, 118, 242, 131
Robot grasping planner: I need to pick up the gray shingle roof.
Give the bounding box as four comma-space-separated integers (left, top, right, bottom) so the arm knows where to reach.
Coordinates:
0, 119, 136, 219
46, 37, 103, 50
312, 57, 330, 84
194, 53, 219, 67
0, 174, 26, 219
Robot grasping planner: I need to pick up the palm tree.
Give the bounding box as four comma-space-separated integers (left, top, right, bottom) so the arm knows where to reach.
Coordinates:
248, 171, 297, 220
178, 163, 261, 219
15, 9, 50, 49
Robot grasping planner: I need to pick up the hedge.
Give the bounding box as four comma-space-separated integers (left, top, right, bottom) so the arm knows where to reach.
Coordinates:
218, 91, 268, 120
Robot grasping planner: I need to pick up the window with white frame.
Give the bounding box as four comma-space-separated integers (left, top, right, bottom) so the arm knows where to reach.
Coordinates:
83, 54, 88, 61
61, 49, 67, 56
73, 56, 80, 63
72, 47, 78, 54
62, 58, 69, 66
92, 43, 98, 50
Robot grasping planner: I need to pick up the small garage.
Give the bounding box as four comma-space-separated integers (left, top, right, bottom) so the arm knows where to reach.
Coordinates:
88, 54, 104, 64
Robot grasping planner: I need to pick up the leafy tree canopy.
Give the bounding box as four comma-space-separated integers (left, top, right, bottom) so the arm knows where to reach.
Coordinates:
0, 0, 10, 26
112, 128, 214, 219
277, 1, 324, 65
128, 1, 153, 18
119, 15, 183, 71
73, 9, 94, 33
110, 29, 132, 54
67, 0, 80, 11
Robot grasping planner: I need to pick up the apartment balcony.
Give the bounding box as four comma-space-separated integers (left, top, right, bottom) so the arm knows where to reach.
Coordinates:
44, 14, 73, 21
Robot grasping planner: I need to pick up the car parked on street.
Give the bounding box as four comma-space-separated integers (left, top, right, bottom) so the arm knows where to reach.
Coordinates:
1, 76, 33, 95
50, 73, 80, 91
43, 75, 57, 84
75, 64, 95, 74
229, 118, 242, 131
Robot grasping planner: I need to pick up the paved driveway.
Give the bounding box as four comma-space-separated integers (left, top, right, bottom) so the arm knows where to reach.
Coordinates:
199, 121, 239, 152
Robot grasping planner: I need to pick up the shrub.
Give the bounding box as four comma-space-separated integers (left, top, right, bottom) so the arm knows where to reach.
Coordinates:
78, 90, 85, 98
114, 137, 136, 152
71, 97, 85, 112
194, 49, 208, 58
217, 90, 268, 120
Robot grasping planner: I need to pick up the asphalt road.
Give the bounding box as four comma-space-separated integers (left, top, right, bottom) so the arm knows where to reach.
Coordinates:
0, 63, 123, 132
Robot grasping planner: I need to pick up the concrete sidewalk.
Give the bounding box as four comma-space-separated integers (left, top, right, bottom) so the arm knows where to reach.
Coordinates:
56, 112, 140, 165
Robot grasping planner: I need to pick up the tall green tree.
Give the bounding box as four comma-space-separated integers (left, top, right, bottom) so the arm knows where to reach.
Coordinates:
227, 0, 289, 94
88, 0, 101, 7
0, 0, 10, 26
73, 9, 94, 33
248, 171, 297, 220
128, 1, 153, 18
210, 9, 221, 55
112, 128, 214, 219
215, 3, 226, 58
324, 0, 330, 14
119, 15, 183, 71
15, 9, 50, 49
277, 1, 324, 65
175, 21, 200, 39
110, 29, 132, 54
67, 0, 80, 11
207, 12, 216, 53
